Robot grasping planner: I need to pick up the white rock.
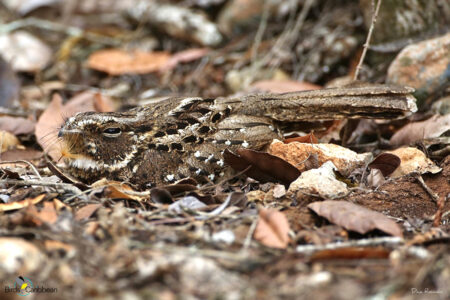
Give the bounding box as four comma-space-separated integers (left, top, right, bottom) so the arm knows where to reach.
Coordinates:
288, 161, 349, 199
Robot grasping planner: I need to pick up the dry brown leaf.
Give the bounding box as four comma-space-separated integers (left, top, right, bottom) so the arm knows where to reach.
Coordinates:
92, 179, 146, 201
35, 94, 65, 160
53, 198, 71, 212
0, 116, 35, 135
224, 148, 301, 185
0, 149, 43, 161
75, 204, 101, 221
93, 93, 115, 112
253, 207, 291, 249
161, 48, 210, 72
64, 91, 115, 114
283, 133, 318, 144
27, 201, 58, 226
368, 153, 401, 177
35, 92, 114, 161
87, 49, 171, 75
308, 200, 403, 237
0, 194, 46, 212
390, 115, 450, 146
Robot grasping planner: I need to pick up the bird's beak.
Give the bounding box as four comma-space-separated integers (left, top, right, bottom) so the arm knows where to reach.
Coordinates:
58, 129, 82, 137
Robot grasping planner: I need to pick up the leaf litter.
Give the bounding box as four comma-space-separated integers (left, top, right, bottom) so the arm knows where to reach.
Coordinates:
0, 1, 449, 299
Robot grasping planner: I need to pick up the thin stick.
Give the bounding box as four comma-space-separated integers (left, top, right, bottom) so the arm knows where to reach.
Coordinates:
0, 160, 42, 179
296, 236, 404, 255
0, 178, 86, 200
353, 0, 383, 80
0, 17, 119, 46
433, 194, 446, 227
195, 193, 233, 220
251, 1, 270, 64
241, 217, 258, 252
415, 173, 444, 226
415, 174, 439, 203
260, 0, 313, 68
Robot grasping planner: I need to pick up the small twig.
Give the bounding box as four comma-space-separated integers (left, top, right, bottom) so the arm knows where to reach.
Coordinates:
353, 0, 383, 80
296, 236, 404, 254
251, 0, 270, 64
260, 0, 313, 69
62, 188, 95, 203
0, 160, 42, 179
433, 194, 447, 227
0, 178, 86, 200
195, 193, 232, 220
387, 215, 405, 222
415, 173, 444, 226
415, 174, 439, 203
0, 17, 119, 45
359, 152, 377, 189
241, 217, 258, 252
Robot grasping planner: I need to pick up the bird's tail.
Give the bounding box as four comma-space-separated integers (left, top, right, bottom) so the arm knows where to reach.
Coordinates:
214, 83, 417, 121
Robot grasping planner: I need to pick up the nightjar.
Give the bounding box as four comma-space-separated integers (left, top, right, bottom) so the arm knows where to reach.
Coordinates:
58, 84, 416, 189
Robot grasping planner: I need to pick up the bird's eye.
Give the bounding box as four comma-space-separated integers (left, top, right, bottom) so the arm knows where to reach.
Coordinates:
103, 127, 121, 136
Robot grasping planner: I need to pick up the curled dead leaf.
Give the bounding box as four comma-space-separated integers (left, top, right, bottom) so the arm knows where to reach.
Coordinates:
88, 49, 171, 75
26, 201, 58, 226
368, 153, 401, 177
0, 116, 35, 135
160, 48, 210, 72
390, 115, 450, 146
223, 148, 301, 185
0, 194, 46, 212
75, 204, 102, 221
283, 133, 318, 144
92, 179, 147, 202
308, 200, 403, 237
253, 207, 291, 249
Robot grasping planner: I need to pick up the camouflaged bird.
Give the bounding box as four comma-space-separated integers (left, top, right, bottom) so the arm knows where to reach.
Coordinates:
58, 84, 417, 189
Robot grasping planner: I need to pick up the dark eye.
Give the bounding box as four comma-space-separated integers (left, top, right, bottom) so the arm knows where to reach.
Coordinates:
103, 127, 121, 136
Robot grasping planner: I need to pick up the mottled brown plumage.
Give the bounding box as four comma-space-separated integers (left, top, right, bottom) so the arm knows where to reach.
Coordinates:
58, 84, 417, 189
